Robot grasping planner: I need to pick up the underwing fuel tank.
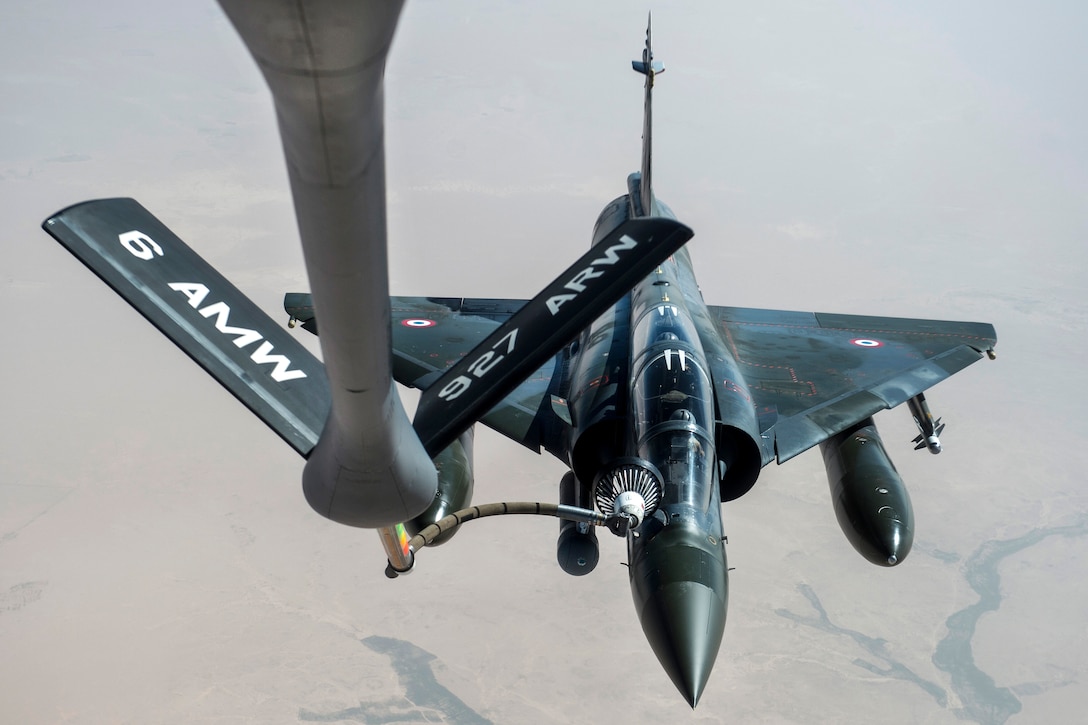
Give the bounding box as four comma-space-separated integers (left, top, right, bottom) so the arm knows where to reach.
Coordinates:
819, 418, 914, 567
556, 472, 600, 575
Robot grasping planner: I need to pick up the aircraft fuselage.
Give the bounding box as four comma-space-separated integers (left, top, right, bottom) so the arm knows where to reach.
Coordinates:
562, 186, 728, 706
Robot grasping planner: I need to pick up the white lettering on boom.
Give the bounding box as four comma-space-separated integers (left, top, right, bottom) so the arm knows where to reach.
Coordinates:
168, 282, 307, 382
546, 234, 639, 315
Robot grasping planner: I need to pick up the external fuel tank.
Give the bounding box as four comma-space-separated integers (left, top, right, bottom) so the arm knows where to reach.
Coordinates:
820, 418, 914, 566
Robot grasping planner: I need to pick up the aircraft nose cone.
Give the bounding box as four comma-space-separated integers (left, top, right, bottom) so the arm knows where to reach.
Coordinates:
630, 525, 728, 708
640, 579, 725, 706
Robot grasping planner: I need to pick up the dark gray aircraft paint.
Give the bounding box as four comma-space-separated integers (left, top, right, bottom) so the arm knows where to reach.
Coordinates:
41, 3, 996, 709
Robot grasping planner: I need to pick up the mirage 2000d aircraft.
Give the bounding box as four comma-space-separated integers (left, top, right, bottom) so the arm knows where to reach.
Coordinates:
42, 3, 996, 708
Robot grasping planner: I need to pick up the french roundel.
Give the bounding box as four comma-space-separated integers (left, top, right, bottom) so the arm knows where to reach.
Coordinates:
401, 318, 436, 328
850, 338, 884, 348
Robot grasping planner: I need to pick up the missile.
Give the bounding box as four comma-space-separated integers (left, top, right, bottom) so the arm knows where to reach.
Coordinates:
820, 418, 914, 567
908, 392, 945, 454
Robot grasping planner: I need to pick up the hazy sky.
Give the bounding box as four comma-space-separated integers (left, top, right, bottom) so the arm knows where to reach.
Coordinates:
3, 2, 1086, 723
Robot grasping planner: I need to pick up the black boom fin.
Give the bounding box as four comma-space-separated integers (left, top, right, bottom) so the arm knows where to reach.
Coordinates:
43, 198, 331, 456
412, 216, 693, 457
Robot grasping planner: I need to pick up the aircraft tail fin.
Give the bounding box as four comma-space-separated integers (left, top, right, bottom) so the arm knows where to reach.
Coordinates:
42, 198, 331, 457
630, 14, 664, 217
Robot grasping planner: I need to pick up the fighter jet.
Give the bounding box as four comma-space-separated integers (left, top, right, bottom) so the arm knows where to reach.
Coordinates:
41, 3, 996, 708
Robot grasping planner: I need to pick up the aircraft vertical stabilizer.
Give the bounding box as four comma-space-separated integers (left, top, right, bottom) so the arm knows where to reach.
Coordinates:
630, 15, 664, 217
